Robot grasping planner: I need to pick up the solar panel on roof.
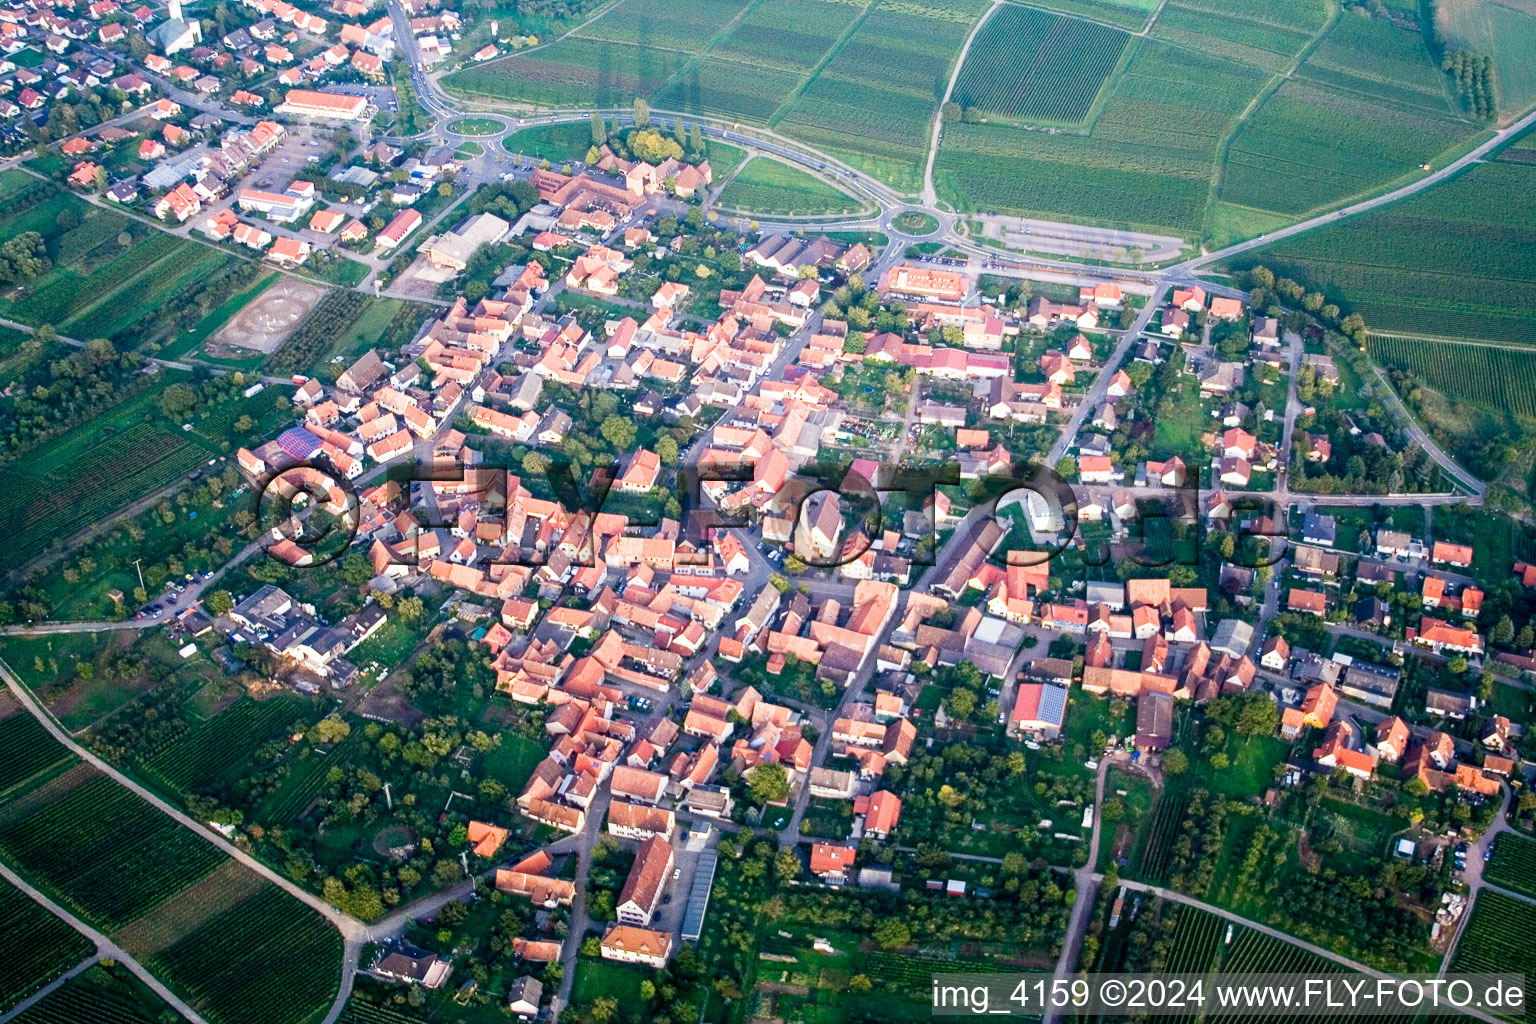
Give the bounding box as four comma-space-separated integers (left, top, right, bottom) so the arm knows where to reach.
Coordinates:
1039, 683, 1069, 726
277, 427, 322, 460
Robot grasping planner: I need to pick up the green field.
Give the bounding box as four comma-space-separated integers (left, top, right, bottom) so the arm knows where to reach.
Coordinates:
1485, 832, 1536, 899
950, 5, 1129, 124
716, 157, 863, 214
8, 962, 186, 1024
146, 887, 342, 1024
1368, 336, 1536, 420
504, 121, 597, 164
1451, 890, 1536, 1022
0, 877, 94, 1014
1218, 77, 1477, 219
446, 0, 985, 195
1016, 0, 1157, 30
0, 374, 222, 565
1227, 159, 1536, 343
0, 183, 242, 344
141, 698, 320, 795
0, 706, 75, 800
0, 773, 227, 930
936, 39, 1268, 235
1436, 0, 1536, 117
447, 117, 505, 135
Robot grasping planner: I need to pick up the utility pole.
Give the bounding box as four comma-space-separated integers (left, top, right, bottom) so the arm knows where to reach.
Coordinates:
132, 558, 145, 592
383, 781, 393, 810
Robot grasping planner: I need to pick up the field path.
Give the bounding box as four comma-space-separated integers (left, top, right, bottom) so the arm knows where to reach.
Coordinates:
0, 656, 369, 948
923, 0, 1001, 206
0, 860, 211, 1024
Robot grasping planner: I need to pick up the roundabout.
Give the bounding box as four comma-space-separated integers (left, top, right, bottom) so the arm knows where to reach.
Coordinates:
893, 209, 941, 236
445, 116, 506, 137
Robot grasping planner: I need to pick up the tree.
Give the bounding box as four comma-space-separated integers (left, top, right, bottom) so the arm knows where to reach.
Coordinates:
599, 415, 637, 450
633, 97, 650, 129
768, 573, 790, 593
311, 715, 351, 744
774, 847, 800, 879
160, 382, 198, 418
873, 918, 910, 950
1162, 749, 1188, 775
590, 109, 607, 146
941, 100, 962, 123
0, 232, 52, 284
655, 435, 678, 464
1518, 623, 1535, 650
748, 763, 790, 804
1493, 615, 1515, 646
206, 590, 234, 616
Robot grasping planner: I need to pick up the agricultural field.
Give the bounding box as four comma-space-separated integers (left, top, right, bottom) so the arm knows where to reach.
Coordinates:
0, 699, 75, 800
936, 39, 1267, 234
1435, 0, 1536, 118
1299, 12, 1454, 111
0, 377, 215, 565
1227, 159, 1536, 343
1149, 3, 1314, 74
0, 773, 227, 930
1450, 890, 1536, 1022
652, 57, 804, 122
448, 0, 985, 194
950, 5, 1129, 124
9, 962, 187, 1024
0, 184, 241, 344
705, 0, 868, 72
1368, 336, 1536, 421
0, 877, 94, 1013
145, 887, 343, 1024
1219, 78, 1478, 217
1014, 0, 1156, 30
774, 0, 989, 193
716, 157, 864, 214
139, 697, 321, 796
1485, 832, 1536, 899
444, 35, 696, 108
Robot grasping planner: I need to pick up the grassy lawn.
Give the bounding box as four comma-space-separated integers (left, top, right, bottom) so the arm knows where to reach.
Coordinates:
706, 141, 748, 181
1150, 380, 1207, 459
447, 117, 505, 136
717, 158, 864, 216
455, 141, 484, 158
894, 211, 940, 235
295, 251, 370, 288
310, 297, 407, 377
503, 122, 594, 165
1204, 202, 1294, 251
571, 957, 648, 1008
480, 733, 546, 793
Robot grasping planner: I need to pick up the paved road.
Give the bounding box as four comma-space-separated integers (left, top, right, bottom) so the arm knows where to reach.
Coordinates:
1440, 785, 1511, 977
1044, 755, 1112, 1024
1047, 288, 1165, 465
0, 860, 211, 1024
0, 956, 103, 1024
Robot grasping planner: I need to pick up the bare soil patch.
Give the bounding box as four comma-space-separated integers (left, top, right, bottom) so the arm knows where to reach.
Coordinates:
209, 279, 325, 355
